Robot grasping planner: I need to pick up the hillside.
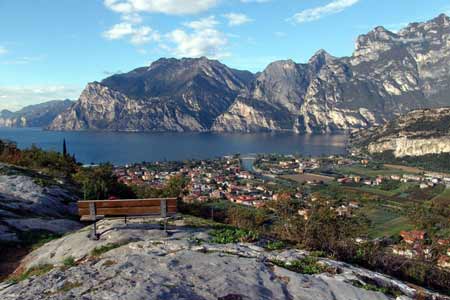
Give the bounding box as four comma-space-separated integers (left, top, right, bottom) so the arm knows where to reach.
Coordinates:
0, 100, 73, 128
49, 58, 254, 132
1, 217, 447, 300
50, 14, 450, 133
349, 107, 450, 157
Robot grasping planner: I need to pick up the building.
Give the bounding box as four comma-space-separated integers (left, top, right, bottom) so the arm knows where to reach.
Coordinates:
400, 230, 425, 245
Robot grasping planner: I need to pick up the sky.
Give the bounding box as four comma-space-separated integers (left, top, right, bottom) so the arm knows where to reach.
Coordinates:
0, 0, 449, 111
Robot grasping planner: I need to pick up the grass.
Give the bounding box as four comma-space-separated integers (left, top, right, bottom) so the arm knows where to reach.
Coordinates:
431, 187, 450, 202
336, 165, 405, 177
271, 257, 328, 275
7, 264, 54, 283
264, 240, 286, 251
181, 214, 228, 229
62, 256, 76, 268
351, 280, 402, 297
90, 242, 129, 257
210, 228, 259, 244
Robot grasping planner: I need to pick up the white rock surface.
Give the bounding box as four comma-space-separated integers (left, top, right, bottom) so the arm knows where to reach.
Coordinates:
2, 218, 447, 300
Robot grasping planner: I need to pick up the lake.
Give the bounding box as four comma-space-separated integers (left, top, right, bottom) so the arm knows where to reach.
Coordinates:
0, 128, 347, 165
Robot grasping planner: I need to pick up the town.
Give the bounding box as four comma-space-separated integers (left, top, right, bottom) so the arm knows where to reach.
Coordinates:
112, 153, 450, 271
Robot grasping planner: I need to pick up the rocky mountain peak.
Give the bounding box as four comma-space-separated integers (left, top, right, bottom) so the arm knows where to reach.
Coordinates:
50, 14, 450, 134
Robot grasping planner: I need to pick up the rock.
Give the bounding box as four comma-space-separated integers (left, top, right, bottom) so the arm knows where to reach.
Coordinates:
2, 217, 447, 300
0, 100, 73, 128
51, 14, 450, 133
49, 57, 254, 132
350, 107, 450, 157
0, 164, 80, 244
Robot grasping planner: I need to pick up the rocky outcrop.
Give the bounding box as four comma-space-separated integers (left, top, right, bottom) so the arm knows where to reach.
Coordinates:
0, 164, 81, 243
349, 107, 450, 157
49, 14, 450, 133
0, 100, 73, 128
213, 14, 450, 133
49, 58, 254, 132
1, 217, 447, 300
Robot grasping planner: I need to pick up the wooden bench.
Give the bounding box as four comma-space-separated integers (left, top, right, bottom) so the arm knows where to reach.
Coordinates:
77, 198, 177, 240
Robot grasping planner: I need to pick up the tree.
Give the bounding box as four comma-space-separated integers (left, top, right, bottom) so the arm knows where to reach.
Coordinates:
63, 139, 67, 157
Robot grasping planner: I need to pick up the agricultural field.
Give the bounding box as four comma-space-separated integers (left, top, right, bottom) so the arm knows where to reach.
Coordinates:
281, 173, 335, 184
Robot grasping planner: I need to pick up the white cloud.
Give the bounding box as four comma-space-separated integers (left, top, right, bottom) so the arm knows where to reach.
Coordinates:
167, 17, 229, 58
223, 13, 252, 26
274, 31, 287, 38
1, 55, 45, 65
184, 16, 219, 30
104, 0, 218, 15
291, 0, 359, 24
103, 22, 160, 45
240, 0, 270, 3
0, 46, 7, 55
0, 85, 82, 111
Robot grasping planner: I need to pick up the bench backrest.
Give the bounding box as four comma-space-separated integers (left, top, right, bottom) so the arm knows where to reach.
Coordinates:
77, 198, 177, 220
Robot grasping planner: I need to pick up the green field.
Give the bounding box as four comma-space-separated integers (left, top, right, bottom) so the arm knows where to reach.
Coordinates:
431, 187, 450, 202
336, 165, 406, 177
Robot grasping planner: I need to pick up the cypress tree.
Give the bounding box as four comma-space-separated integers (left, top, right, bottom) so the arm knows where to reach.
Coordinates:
63, 139, 67, 157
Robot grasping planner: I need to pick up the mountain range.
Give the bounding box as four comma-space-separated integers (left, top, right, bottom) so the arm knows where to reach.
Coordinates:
0, 100, 73, 128
31, 14, 450, 133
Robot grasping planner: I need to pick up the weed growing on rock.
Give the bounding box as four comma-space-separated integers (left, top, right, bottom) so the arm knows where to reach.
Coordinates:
264, 240, 286, 251
210, 228, 259, 244
90, 241, 130, 257
7, 264, 54, 283
62, 256, 76, 268
271, 257, 327, 275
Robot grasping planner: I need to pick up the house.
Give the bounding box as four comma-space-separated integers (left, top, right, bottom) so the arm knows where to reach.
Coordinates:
298, 208, 311, 220
335, 205, 351, 217
390, 175, 401, 181
437, 255, 450, 269
420, 183, 429, 189
400, 230, 426, 245
349, 201, 360, 208
392, 245, 418, 259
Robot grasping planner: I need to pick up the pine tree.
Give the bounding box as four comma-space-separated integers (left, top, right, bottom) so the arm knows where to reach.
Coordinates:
63, 139, 67, 157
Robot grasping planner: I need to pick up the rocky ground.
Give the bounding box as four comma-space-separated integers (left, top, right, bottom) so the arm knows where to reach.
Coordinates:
1, 217, 448, 300
0, 163, 81, 243
0, 163, 82, 279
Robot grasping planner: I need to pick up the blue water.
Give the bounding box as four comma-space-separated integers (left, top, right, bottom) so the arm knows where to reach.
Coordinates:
0, 128, 347, 165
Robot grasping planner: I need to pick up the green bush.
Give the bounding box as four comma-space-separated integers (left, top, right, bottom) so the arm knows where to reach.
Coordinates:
272, 257, 327, 275
90, 242, 129, 257
210, 228, 259, 244
62, 256, 76, 268
265, 240, 286, 251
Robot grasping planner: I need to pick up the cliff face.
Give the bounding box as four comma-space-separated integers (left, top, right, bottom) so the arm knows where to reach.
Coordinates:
350, 107, 450, 157
50, 14, 450, 133
49, 58, 254, 132
213, 14, 450, 133
0, 100, 73, 128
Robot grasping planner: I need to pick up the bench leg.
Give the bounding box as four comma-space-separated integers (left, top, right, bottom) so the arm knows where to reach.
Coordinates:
124, 215, 127, 225
90, 221, 99, 240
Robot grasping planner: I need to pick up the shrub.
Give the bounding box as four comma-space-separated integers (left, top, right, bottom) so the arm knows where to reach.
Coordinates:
62, 256, 76, 268
210, 228, 259, 244
271, 257, 327, 275
265, 240, 286, 251
90, 242, 129, 257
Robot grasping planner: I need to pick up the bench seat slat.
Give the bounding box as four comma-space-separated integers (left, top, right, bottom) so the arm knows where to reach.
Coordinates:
78, 198, 177, 209
79, 206, 177, 217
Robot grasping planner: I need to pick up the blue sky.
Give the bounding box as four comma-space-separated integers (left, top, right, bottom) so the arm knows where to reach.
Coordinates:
0, 0, 449, 111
